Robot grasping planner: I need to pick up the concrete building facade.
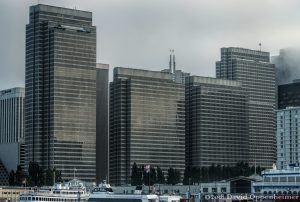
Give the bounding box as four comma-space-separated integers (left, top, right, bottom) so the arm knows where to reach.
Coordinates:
216, 47, 276, 168
109, 67, 185, 185
25, 4, 97, 181
185, 76, 248, 167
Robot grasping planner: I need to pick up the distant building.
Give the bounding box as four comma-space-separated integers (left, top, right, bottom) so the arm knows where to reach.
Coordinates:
278, 80, 300, 110
161, 51, 190, 84
25, 4, 97, 181
0, 87, 25, 172
272, 48, 300, 85
109, 67, 185, 185
161, 69, 190, 84
185, 76, 248, 167
96, 63, 109, 183
216, 47, 276, 168
276, 107, 300, 169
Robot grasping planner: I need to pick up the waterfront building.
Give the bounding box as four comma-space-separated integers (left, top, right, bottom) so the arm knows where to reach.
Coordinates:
109, 67, 185, 185
96, 63, 109, 183
253, 166, 300, 194
276, 107, 300, 169
185, 76, 248, 167
278, 81, 300, 110
0, 87, 25, 172
25, 4, 97, 181
216, 47, 276, 168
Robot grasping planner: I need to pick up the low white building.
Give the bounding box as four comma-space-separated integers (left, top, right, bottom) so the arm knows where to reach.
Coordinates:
253, 166, 300, 194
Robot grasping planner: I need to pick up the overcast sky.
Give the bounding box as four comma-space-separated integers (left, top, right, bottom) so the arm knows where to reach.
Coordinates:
1, 0, 300, 90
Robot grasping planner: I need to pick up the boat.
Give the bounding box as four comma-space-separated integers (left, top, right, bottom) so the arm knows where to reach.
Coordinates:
19, 179, 89, 202
88, 181, 159, 202
158, 195, 181, 202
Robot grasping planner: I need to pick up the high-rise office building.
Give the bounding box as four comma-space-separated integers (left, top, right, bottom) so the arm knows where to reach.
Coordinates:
216, 47, 276, 168
109, 67, 185, 185
278, 81, 300, 110
0, 87, 25, 172
185, 76, 248, 167
96, 63, 109, 183
276, 107, 300, 169
25, 4, 97, 181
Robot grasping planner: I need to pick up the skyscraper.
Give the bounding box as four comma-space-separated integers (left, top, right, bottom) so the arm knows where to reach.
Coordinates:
96, 63, 109, 183
0, 87, 25, 172
185, 76, 248, 167
278, 80, 300, 110
216, 47, 276, 168
25, 4, 97, 181
109, 67, 185, 185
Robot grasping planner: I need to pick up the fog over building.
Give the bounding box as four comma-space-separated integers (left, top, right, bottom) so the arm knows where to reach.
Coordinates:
25, 4, 97, 181
272, 48, 300, 86
109, 67, 185, 185
216, 47, 276, 168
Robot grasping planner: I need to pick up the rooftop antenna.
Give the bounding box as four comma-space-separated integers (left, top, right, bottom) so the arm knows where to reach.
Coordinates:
169, 49, 172, 73
173, 50, 176, 73
259, 43, 262, 52
169, 49, 175, 74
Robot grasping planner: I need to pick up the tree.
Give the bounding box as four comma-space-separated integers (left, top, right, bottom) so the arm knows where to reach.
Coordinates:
156, 166, 165, 184
191, 167, 200, 184
182, 166, 191, 185
44, 167, 62, 186
131, 162, 141, 186
149, 167, 156, 185
174, 169, 181, 184
28, 161, 44, 186
208, 164, 216, 181
167, 168, 175, 185
45, 168, 54, 186
15, 165, 26, 186
9, 170, 15, 186
166, 168, 180, 185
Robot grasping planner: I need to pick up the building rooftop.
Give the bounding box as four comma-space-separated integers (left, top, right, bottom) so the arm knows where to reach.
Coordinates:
30, 4, 92, 19
114, 67, 173, 80
186, 76, 242, 87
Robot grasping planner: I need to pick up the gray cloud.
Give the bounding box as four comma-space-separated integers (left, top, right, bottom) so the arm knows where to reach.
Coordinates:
1, 0, 300, 90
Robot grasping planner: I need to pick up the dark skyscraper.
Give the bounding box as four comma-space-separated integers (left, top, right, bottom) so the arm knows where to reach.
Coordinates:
185, 76, 248, 167
109, 67, 185, 185
96, 63, 109, 183
278, 80, 300, 110
216, 47, 276, 168
25, 4, 97, 181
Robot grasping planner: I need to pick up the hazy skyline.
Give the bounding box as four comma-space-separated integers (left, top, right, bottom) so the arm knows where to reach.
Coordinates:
1, 0, 300, 90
